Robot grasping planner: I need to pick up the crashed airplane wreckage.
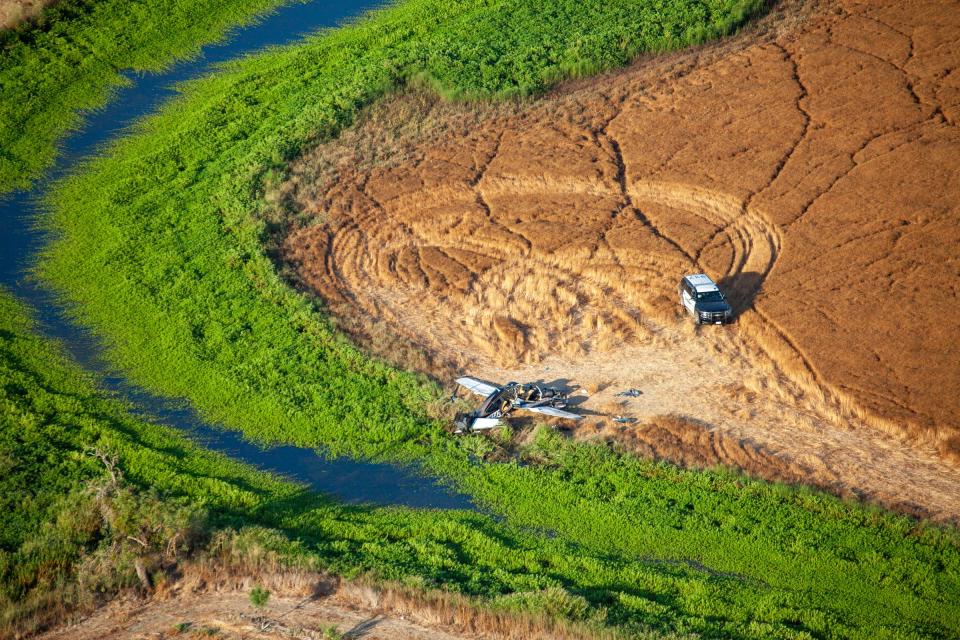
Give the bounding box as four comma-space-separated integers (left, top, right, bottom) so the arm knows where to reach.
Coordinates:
453, 377, 583, 434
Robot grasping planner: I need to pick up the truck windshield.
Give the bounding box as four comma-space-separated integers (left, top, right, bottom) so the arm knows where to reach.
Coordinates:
696, 290, 724, 302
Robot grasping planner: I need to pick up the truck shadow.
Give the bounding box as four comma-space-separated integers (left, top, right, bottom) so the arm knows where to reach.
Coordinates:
718, 271, 764, 317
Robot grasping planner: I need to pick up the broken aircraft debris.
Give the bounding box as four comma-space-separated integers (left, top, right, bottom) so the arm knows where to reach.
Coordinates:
453, 377, 582, 433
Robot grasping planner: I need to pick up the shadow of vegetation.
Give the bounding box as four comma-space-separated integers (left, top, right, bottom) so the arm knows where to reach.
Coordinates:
345, 615, 383, 638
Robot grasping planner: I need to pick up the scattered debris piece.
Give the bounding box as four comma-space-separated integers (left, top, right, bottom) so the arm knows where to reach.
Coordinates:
613, 416, 636, 424
452, 376, 583, 433
616, 389, 642, 398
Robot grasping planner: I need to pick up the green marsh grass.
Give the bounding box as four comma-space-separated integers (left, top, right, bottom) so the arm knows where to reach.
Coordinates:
27, 0, 960, 636
0, 288, 859, 639
4, 291, 954, 637
0, 0, 295, 193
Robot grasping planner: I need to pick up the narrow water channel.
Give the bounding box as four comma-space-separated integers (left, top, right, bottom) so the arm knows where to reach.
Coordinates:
0, 0, 474, 511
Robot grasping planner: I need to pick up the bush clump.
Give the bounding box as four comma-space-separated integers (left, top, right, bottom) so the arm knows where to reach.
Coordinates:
249, 585, 270, 607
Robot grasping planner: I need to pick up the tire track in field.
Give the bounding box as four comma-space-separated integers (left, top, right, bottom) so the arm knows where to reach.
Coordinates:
278, 0, 960, 520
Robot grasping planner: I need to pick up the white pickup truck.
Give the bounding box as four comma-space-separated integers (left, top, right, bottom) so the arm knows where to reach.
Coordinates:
678, 274, 733, 325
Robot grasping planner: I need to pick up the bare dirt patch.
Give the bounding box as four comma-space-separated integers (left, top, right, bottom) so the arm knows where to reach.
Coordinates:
38, 585, 450, 640
276, 0, 960, 520
0, 0, 57, 29
37, 570, 596, 640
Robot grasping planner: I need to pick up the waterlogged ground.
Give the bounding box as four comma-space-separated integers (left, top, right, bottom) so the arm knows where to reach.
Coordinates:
0, 0, 483, 511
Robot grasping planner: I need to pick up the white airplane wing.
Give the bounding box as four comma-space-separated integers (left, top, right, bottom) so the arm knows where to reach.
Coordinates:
471, 417, 503, 431
456, 377, 499, 397
525, 406, 583, 420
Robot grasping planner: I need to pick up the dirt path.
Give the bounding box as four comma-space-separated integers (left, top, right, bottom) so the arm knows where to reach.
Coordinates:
278, 0, 960, 520
37, 570, 598, 640
40, 592, 455, 640
38, 576, 478, 640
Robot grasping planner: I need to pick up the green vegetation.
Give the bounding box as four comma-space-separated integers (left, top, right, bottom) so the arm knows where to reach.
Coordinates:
446, 432, 960, 636
322, 625, 344, 640
1, 293, 958, 640
249, 585, 270, 607
1, 288, 911, 640
28, 0, 960, 636
0, 277, 958, 639
0, 0, 299, 193
0, 289, 703, 638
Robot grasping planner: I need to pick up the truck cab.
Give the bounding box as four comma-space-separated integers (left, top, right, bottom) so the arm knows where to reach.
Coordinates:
678, 274, 732, 325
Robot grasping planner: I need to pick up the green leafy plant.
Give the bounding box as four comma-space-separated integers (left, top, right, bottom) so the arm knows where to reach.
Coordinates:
322, 625, 343, 640
249, 585, 270, 607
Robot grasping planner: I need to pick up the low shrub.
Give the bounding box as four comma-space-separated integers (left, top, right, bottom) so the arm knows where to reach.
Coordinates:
249, 585, 270, 607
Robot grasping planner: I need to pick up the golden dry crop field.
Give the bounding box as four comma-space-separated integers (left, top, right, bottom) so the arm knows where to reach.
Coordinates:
278, 0, 960, 520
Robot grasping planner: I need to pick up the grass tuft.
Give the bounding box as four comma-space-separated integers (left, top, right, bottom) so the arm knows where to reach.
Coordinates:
249, 585, 270, 607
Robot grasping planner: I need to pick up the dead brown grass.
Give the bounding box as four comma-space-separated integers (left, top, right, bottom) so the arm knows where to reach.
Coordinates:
270, 0, 960, 519
336, 579, 621, 640
40, 559, 625, 640
0, 0, 57, 29
594, 413, 811, 482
